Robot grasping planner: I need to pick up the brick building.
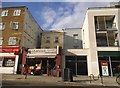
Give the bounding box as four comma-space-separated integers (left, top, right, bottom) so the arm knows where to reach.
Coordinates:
0, 6, 42, 74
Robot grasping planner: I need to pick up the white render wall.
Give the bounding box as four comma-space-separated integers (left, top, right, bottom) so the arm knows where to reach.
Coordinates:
82, 8, 120, 76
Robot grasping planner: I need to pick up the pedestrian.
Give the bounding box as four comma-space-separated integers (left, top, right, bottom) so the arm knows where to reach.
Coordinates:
24, 64, 28, 79
33, 65, 37, 75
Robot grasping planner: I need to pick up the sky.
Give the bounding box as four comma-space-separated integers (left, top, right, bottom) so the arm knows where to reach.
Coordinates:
1, 1, 120, 31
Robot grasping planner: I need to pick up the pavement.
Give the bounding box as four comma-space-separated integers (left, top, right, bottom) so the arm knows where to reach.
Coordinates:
1, 74, 120, 87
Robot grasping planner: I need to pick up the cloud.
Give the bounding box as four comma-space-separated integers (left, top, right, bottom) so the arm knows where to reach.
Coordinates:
40, 7, 57, 29
36, 2, 109, 30
50, 3, 86, 30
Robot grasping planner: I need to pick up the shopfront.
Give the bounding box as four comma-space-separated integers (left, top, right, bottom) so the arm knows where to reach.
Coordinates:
21, 47, 62, 76
65, 56, 88, 76
0, 46, 20, 74
98, 51, 120, 76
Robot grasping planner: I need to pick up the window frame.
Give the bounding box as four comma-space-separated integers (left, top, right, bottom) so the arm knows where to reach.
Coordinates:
0, 23, 5, 30
8, 37, 17, 45
46, 36, 50, 43
54, 36, 59, 43
0, 37, 3, 45
73, 34, 78, 43
1, 10, 8, 16
12, 22, 19, 29
3, 58, 15, 67
13, 10, 21, 16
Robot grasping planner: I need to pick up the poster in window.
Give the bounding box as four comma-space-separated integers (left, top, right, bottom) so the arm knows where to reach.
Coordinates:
101, 62, 109, 76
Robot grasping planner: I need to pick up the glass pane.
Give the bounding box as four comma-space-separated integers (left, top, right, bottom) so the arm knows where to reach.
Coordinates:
96, 33, 108, 46
97, 17, 106, 31
107, 32, 115, 46
3, 58, 15, 67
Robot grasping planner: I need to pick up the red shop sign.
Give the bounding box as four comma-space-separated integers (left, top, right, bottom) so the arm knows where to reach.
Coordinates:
101, 62, 108, 66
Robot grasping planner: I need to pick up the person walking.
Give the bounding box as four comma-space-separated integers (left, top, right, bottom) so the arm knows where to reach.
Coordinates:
24, 64, 28, 79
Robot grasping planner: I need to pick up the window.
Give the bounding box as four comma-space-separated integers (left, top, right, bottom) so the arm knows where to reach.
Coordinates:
46, 37, 50, 43
12, 22, 19, 29
1, 10, 8, 16
0, 37, 3, 45
8, 37, 16, 45
0, 58, 3, 67
3, 58, 15, 67
73, 34, 78, 43
73, 34, 78, 39
0, 23, 5, 30
13, 10, 21, 16
54, 37, 59, 43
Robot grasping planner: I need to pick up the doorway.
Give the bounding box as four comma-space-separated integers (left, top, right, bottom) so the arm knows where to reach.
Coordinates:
65, 56, 88, 76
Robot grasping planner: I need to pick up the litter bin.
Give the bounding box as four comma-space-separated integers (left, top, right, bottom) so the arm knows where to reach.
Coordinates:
63, 68, 73, 82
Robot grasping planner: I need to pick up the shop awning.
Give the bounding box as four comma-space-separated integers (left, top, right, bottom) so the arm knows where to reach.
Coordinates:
98, 51, 120, 56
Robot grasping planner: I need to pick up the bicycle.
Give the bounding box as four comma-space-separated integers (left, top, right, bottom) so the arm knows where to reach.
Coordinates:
116, 74, 120, 85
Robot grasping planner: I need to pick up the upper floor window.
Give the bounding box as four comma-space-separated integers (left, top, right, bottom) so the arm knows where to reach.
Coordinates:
12, 22, 19, 29
54, 37, 59, 43
46, 37, 50, 43
8, 37, 16, 45
1, 10, 8, 16
0, 37, 3, 45
0, 23, 5, 30
73, 34, 78, 43
13, 10, 21, 16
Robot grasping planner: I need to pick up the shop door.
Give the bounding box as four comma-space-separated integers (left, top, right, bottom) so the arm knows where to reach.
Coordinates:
66, 56, 76, 75
42, 59, 47, 74
77, 56, 88, 75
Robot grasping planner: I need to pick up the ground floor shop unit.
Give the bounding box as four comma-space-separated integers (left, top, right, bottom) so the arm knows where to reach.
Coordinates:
21, 48, 62, 76
27, 57, 56, 75
65, 56, 88, 76
98, 51, 120, 76
63, 49, 120, 77
63, 49, 89, 76
0, 46, 20, 74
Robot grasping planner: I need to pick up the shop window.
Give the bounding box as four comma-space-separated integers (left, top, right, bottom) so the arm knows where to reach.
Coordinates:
46, 37, 50, 43
12, 22, 19, 29
0, 37, 3, 45
0, 58, 3, 66
13, 10, 21, 16
3, 58, 15, 67
54, 37, 59, 43
1, 10, 8, 16
0, 23, 5, 30
8, 37, 16, 45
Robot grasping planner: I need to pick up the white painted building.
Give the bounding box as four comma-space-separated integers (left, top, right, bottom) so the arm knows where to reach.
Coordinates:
63, 6, 120, 77
82, 6, 120, 76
